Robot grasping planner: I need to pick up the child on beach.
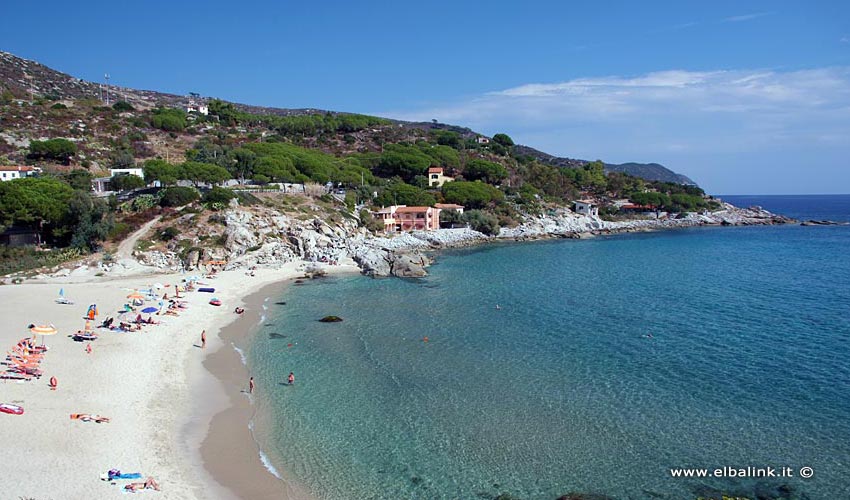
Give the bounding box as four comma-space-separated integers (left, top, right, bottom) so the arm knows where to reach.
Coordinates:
201, 330, 206, 349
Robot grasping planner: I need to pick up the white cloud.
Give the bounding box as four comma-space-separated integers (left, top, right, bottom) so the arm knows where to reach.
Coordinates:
841, 36, 850, 43
378, 67, 850, 188
385, 67, 850, 128
723, 12, 771, 23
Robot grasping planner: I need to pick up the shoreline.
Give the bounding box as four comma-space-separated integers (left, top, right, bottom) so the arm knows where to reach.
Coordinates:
199, 264, 361, 500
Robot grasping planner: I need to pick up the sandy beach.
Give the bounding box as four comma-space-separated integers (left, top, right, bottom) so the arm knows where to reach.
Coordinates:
0, 261, 358, 499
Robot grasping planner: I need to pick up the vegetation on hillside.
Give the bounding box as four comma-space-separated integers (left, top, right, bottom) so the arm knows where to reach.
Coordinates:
0, 84, 716, 274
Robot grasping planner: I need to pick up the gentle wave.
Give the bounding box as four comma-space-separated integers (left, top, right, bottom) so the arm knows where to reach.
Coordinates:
231, 343, 247, 365
258, 449, 283, 479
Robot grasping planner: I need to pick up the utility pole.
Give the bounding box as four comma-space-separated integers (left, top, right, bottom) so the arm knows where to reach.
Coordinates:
104, 74, 111, 106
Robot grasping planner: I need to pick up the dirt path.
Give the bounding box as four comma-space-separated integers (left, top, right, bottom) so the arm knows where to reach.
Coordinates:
115, 215, 162, 260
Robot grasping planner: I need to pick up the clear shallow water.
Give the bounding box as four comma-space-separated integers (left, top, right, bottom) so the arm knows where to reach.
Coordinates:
248, 195, 850, 500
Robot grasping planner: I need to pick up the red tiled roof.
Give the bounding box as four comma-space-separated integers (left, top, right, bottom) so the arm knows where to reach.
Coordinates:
395, 206, 432, 213
427, 167, 443, 174
0, 166, 36, 172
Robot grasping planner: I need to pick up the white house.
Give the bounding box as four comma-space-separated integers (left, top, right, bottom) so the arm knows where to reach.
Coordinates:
110, 168, 145, 179
476, 136, 490, 144
0, 165, 40, 182
427, 166, 453, 187
187, 103, 209, 115
574, 200, 599, 217
434, 203, 464, 215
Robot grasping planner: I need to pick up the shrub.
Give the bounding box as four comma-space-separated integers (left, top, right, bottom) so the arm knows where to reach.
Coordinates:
51, 103, 67, 110
464, 210, 500, 235
159, 186, 199, 207
112, 101, 134, 112
150, 108, 187, 132
159, 226, 180, 241
203, 186, 237, 205
28, 138, 77, 164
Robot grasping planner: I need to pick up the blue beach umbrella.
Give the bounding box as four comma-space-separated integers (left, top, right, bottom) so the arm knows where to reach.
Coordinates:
141, 306, 159, 314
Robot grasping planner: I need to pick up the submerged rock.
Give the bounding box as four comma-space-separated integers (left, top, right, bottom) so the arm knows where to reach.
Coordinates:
555, 494, 616, 500
319, 315, 343, 323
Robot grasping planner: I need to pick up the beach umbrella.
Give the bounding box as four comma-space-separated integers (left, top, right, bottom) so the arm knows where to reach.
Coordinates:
126, 292, 145, 300
142, 306, 158, 314
30, 324, 57, 345
59, 288, 65, 298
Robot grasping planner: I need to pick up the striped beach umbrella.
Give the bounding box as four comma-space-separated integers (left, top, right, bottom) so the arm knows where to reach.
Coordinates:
30, 324, 58, 345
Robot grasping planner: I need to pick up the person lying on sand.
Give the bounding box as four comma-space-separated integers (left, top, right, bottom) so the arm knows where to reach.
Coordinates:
124, 476, 160, 492
70, 413, 110, 423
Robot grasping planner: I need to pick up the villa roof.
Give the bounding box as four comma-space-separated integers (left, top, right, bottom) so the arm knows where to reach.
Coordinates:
435, 203, 463, 209
427, 167, 444, 173
395, 206, 433, 213
0, 165, 37, 172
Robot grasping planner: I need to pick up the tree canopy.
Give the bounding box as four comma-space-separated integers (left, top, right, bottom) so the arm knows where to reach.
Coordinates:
463, 159, 508, 184
28, 138, 77, 164
375, 182, 436, 207
441, 181, 504, 209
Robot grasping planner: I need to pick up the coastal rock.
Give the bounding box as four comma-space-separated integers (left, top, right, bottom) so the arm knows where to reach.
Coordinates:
389, 251, 430, 278
319, 315, 343, 322
224, 210, 259, 255
353, 248, 392, 277
183, 249, 201, 270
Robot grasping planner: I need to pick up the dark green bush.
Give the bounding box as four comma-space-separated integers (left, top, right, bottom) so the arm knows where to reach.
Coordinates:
203, 186, 237, 205
159, 226, 180, 241
464, 210, 500, 235
159, 186, 199, 207
112, 101, 135, 112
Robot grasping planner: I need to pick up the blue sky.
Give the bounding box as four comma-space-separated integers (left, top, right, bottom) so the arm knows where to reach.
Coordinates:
2, 1, 849, 194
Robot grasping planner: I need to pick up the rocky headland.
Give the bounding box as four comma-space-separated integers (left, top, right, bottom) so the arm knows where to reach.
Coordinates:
100, 201, 791, 279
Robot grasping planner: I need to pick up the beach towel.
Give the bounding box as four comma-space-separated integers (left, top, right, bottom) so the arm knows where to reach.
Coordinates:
101, 470, 143, 481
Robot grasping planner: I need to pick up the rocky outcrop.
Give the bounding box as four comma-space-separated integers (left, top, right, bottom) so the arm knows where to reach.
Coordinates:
388, 251, 431, 278
128, 202, 794, 279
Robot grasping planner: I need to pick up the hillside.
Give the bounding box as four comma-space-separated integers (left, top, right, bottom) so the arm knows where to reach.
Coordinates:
0, 50, 696, 185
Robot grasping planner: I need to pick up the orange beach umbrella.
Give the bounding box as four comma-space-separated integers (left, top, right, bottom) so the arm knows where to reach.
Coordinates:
126, 292, 145, 300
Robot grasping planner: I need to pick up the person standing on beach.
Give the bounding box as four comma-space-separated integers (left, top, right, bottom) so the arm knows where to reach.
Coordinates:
85, 343, 92, 355
249, 376, 255, 394
288, 372, 295, 385
201, 330, 206, 349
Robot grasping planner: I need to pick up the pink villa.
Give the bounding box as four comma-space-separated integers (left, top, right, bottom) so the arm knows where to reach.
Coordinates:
373, 205, 442, 232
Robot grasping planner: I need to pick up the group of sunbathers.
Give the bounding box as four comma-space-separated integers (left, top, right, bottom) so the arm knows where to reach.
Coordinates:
2, 337, 47, 380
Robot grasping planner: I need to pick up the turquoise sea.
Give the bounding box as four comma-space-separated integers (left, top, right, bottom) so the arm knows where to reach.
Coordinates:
247, 195, 850, 500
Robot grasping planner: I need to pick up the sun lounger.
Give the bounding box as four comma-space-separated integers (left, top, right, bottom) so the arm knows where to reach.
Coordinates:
55, 297, 75, 304
6, 366, 42, 377
1, 371, 34, 381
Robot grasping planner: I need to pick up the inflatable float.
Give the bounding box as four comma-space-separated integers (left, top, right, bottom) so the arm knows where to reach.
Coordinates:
209, 298, 222, 306
0, 403, 24, 415
198, 287, 215, 293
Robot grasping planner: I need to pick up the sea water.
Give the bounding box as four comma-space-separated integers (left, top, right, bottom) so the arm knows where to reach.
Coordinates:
247, 195, 850, 500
